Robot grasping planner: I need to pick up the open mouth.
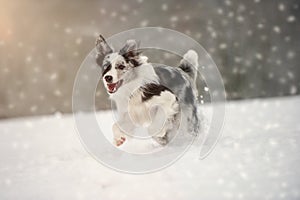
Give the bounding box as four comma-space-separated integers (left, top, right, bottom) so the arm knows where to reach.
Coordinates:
107, 80, 123, 94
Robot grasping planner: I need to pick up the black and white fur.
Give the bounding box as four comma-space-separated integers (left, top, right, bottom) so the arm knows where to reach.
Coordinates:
95, 35, 200, 146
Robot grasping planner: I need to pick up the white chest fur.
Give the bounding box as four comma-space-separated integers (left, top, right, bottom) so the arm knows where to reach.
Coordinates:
128, 89, 179, 128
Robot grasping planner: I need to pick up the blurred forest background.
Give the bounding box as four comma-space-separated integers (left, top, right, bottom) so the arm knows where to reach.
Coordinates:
0, 0, 299, 119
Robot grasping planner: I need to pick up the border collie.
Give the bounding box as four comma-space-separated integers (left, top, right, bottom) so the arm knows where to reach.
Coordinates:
95, 35, 200, 146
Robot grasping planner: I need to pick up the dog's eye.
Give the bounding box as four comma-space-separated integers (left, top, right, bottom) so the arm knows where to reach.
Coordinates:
118, 65, 125, 70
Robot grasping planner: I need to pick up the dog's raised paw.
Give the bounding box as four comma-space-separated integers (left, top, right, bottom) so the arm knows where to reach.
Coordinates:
114, 136, 126, 146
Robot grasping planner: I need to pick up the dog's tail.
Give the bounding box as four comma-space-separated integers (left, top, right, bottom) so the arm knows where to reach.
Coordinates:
178, 50, 198, 83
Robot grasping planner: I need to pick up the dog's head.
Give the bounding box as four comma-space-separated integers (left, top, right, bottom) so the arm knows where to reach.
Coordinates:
95, 35, 144, 94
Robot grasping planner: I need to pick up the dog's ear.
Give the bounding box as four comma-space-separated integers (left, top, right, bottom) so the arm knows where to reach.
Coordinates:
119, 39, 142, 59
95, 35, 113, 66
95, 35, 113, 55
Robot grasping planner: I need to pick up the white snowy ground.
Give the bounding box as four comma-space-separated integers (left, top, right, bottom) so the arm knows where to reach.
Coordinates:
1, 96, 300, 200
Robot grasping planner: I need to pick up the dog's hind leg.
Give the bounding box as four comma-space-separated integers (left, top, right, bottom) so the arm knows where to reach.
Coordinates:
153, 135, 168, 146
151, 115, 179, 145
151, 117, 170, 145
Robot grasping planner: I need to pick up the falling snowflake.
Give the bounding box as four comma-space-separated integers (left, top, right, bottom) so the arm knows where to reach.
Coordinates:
75, 38, 82, 45
50, 73, 58, 80
161, 4, 168, 11
219, 43, 227, 50
140, 20, 149, 27
273, 26, 281, 33
64, 27, 72, 34
287, 15, 296, 22
278, 3, 285, 11
287, 51, 295, 59
26, 56, 32, 62
290, 86, 297, 94
255, 53, 263, 60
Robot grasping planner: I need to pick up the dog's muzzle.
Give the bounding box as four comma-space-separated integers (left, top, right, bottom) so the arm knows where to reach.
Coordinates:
107, 80, 123, 94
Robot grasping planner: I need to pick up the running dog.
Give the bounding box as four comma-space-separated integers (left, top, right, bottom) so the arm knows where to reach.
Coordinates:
95, 35, 200, 146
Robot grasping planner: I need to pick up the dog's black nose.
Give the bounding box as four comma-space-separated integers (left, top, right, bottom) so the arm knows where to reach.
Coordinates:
104, 75, 113, 83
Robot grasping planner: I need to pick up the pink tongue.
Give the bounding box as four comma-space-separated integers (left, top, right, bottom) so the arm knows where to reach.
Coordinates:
108, 83, 117, 91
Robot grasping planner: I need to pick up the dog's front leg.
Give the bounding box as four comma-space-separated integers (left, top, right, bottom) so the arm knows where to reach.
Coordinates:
112, 112, 136, 146
112, 123, 126, 146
